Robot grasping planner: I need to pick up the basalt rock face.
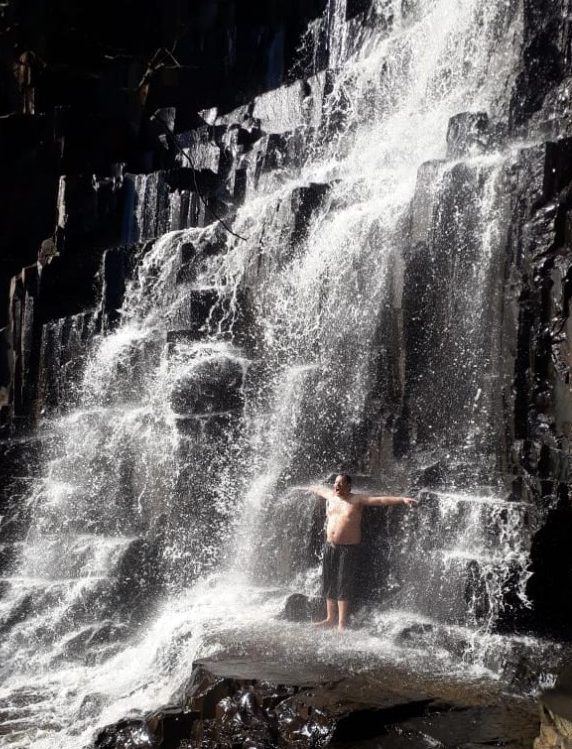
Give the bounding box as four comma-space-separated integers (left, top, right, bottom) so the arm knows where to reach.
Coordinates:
397, 8, 572, 635
0, 0, 330, 429
510, 0, 572, 132
0, 88, 336, 434
0, 436, 41, 572
399, 132, 572, 636
503, 139, 572, 635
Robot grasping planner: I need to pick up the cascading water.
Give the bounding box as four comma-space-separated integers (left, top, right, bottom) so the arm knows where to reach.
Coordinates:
0, 0, 560, 746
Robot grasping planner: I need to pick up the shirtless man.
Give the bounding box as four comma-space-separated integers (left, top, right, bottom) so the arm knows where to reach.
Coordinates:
307, 473, 418, 630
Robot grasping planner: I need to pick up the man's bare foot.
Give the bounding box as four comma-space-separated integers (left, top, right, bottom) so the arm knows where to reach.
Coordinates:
338, 622, 347, 631
313, 619, 336, 628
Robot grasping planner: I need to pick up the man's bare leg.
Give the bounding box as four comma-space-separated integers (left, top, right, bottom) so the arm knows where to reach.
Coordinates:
338, 599, 349, 630
314, 598, 337, 628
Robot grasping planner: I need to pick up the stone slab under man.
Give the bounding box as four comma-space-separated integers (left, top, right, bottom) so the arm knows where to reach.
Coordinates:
307, 473, 418, 630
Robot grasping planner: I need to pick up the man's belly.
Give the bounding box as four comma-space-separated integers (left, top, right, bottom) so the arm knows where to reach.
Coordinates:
326, 519, 361, 545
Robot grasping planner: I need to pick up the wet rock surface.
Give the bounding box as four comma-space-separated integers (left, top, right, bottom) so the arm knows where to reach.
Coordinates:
0, 436, 41, 543
534, 662, 572, 749
0, 0, 331, 317
280, 593, 327, 622
446, 112, 491, 158
170, 357, 244, 416
93, 656, 539, 749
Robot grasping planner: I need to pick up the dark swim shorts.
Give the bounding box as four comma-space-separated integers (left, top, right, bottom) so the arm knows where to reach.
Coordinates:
322, 542, 361, 600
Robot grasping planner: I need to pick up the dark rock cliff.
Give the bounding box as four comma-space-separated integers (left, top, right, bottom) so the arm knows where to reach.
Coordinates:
0, 0, 328, 428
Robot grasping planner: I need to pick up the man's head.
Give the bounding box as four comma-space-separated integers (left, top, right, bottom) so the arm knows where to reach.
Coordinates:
334, 473, 352, 497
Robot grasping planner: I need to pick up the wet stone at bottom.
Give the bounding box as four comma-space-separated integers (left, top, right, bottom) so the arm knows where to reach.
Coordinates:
93, 655, 539, 749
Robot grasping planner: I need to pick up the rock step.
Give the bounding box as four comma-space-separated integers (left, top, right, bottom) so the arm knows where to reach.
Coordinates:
93, 656, 539, 748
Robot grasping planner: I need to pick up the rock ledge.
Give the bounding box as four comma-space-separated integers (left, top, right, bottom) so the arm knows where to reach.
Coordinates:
94, 654, 539, 748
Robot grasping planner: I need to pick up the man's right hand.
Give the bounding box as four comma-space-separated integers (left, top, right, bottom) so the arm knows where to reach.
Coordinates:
402, 497, 419, 507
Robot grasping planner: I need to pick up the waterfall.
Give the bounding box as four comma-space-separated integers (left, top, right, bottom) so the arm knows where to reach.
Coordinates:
326, 0, 348, 68
0, 0, 559, 747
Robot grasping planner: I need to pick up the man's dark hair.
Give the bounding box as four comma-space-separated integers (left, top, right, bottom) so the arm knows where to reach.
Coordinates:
337, 473, 352, 486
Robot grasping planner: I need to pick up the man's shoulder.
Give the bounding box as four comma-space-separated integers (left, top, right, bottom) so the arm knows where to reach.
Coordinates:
349, 493, 366, 506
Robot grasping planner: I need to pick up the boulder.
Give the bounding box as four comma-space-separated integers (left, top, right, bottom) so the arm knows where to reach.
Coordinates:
446, 112, 489, 158
167, 656, 538, 749
93, 705, 198, 749
280, 593, 326, 622
147, 706, 198, 749
170, 356, 244, 416
94, 718, 156, 749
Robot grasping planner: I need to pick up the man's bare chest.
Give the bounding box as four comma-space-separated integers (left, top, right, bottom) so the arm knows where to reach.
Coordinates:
327, 499, 361, 520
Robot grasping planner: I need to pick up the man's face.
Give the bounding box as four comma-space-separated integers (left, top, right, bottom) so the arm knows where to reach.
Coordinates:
334, 475, 350, 496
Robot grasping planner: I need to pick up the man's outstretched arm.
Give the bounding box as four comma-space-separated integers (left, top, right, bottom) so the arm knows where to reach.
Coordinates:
305, 484, 332, 500
358, 494, 418, 507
